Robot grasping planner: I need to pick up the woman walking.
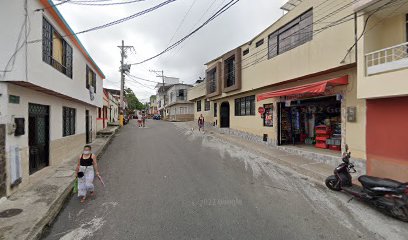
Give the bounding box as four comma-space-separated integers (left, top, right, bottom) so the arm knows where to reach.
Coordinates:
198, 114, 205, 132
75, 145, 100, 203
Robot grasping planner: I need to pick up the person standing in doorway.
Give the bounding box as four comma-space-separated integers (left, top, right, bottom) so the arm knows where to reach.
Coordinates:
198, 114, 205, 132
75, 145, 100, 203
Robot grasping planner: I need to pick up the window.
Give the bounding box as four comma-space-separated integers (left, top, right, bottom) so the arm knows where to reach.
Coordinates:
205, 100, 210, 111
207, 68, 217, 94
224, 56, 236, 88
9, 95, 20, 104
177, 89, 187, 101
243, 49, 249, 56
234, 95, 255, 116
214, 103, 217, 117
86, 66, 96, 93
268, 9, 313, 59
42, 17, 73, 78
197, 100, 202, 112
256, 39, 264, 48
170, 92, 174, 102
63, 107, 76, 136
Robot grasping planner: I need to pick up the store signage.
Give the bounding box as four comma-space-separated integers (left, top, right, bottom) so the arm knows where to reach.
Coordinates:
258, 107, 265, 115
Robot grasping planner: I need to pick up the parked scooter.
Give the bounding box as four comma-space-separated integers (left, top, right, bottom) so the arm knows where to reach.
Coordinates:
325, 145, 408, 222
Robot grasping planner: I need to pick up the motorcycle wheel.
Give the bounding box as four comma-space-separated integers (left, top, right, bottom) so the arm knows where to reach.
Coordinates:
325, 175, 341, 191
391, 206, 408, 222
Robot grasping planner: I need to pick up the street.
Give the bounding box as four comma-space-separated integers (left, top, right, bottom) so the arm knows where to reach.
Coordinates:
43, 120, 387, 240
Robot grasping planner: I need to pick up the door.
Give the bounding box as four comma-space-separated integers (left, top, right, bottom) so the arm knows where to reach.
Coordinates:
28, 103, 49, 175
85, 110, 92, 144
220, 102, 230, 128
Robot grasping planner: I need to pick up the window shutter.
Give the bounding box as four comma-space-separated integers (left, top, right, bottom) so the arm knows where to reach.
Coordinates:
42, 18, 52, 64
65, 43, 73, 78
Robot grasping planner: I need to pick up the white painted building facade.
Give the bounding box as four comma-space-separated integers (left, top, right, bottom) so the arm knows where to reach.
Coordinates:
0, 0, 104, 196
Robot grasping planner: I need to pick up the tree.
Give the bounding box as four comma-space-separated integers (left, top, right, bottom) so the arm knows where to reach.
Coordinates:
124, 88, 144, 112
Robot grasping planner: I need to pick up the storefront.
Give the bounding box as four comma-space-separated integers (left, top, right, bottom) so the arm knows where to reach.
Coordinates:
277, 96, 341, 151
257, 75, 348, 152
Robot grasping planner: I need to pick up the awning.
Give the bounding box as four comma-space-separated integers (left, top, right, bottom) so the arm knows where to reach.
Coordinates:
257, 75, 348, 101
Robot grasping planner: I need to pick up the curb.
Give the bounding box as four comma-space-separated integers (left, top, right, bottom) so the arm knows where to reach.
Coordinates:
29, 130, 117, 240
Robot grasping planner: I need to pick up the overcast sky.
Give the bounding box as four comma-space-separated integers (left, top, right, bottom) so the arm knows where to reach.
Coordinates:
55, 0, 288, 102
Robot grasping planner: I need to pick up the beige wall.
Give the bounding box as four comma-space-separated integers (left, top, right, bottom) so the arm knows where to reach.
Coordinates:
188, 82, 206, 101
207, 0, 356, 99
357, 13, 408, 99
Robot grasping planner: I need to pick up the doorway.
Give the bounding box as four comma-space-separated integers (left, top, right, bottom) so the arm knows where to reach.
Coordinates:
220, 102, 230, 128
85, 110, 92, 144
28, 103, 49, 175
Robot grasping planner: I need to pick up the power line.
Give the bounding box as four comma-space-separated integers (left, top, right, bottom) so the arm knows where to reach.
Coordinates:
63, 0, 149, 6
126, 74, 161, 84
29, 0, 178, 44
240, 0, 403, 70
130, 0, 241, 65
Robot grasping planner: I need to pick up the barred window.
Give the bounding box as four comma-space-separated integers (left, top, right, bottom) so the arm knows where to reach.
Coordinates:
205, 100, 210, 111
86, 65, 96, 93
224, 56, 236, 88
196, 100, 202, 112
63, 107, 76, 136
42, 17, 73, 78
207, 69, 217, 94
268, 9, 313, 59
234, 96, 255, 116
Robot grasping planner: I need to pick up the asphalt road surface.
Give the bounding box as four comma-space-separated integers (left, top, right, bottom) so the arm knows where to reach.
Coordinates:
42, 120, 381, 240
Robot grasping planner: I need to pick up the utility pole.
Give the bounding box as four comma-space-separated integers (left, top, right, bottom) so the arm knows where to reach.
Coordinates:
117, 40, 133, 126
150, 69, 166, 117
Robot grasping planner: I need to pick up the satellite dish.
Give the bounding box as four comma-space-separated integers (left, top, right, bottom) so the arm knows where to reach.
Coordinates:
89, 86, 95, 101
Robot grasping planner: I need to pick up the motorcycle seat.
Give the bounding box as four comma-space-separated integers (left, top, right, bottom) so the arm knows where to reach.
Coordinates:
358, 175, 403, 189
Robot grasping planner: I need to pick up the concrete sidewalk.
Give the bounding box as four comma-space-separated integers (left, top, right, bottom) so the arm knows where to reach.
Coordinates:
0, 127, 118, 240
180, 122, 351, 185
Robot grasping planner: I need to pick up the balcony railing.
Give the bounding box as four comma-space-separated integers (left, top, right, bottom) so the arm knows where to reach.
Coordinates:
365, 42, 408, 75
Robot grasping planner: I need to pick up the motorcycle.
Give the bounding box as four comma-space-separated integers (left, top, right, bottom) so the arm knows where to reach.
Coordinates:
325, 145, 408, 222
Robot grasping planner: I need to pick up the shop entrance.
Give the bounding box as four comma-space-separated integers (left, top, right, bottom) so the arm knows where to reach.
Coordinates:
220, 102, 230, 128
278, 96, 342, 151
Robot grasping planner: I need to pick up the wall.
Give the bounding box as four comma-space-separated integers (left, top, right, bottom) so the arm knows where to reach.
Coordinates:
357, 13, 408, 99
2, 83, 97, 196
193, 98, 216, 126
0, 0, 104, 108
167, 103, 194, 122
188, 82, 206, 101
366, 97, 408, 182
202, 68, 366, 159
206, 0, 356, 100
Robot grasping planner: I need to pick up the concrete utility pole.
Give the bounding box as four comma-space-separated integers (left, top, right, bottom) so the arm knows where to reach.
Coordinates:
117, 40, 133, 126
150, 69, 166, 116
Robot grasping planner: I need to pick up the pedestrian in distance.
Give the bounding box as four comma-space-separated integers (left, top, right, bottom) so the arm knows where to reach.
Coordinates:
198, 114, 205, 132
137, 111, 143, 127
142, 112, 146, 128
75, 145, 100, 203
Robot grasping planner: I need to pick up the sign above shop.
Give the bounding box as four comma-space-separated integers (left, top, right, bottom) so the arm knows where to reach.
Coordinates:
258, 107, 265, 115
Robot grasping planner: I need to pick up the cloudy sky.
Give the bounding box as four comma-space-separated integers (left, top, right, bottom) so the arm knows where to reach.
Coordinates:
55, 0, 288, 102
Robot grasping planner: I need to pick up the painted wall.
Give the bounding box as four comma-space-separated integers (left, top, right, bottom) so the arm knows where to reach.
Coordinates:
1, 83, 97, 195
206, 0, 356, 98
188, 82, 206, 102
366, 97, 408, 182
0, 0, 104, 108
357, 12, 408, 99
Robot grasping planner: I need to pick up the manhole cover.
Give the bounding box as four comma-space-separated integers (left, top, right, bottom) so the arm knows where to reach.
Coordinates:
0, 208, 23, 218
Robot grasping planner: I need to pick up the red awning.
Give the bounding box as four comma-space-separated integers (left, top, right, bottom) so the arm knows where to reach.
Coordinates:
257, 75, 348, 101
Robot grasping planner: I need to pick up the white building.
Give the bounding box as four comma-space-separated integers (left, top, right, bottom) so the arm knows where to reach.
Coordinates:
0, 1, 104, 196
165, 84, 194, 122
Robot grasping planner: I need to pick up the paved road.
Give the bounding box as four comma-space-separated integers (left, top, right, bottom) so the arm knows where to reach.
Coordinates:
43, 120, 377, 240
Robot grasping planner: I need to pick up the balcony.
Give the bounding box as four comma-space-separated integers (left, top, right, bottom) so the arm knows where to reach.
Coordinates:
365, 42, 408, 75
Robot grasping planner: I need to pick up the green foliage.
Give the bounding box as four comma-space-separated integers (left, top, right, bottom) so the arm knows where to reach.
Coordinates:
124, 87, 144, 111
